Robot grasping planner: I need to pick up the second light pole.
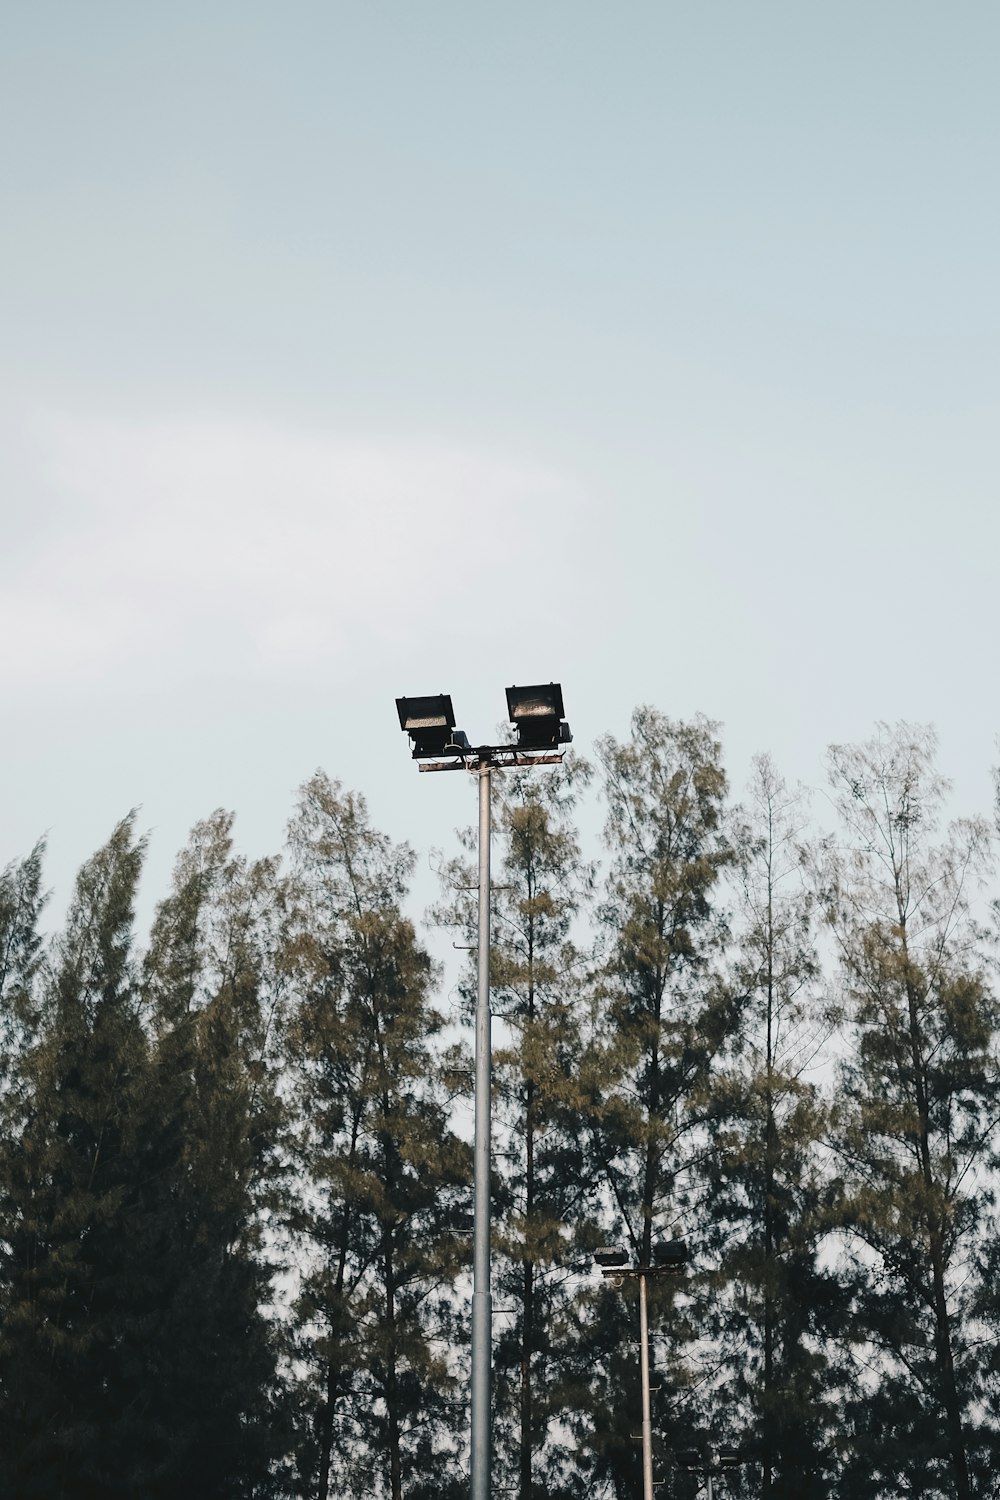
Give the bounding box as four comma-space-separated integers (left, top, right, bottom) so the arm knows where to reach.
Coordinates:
594, 1240, 689, 1500
396, 684, 572, 1500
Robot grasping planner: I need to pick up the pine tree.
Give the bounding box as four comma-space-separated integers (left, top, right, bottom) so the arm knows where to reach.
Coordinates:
701, 756, 837, 1495
822, 725, 998, 1500
969, 762, 1000, 1490
0, 812, 287, 1499
583, 709, 734, 1497
285, 772, 469, 1500
141, 809, 289, 1498
435, 756, 596, 1500
0, 839, 46, 1086
0, 814, 161, 1497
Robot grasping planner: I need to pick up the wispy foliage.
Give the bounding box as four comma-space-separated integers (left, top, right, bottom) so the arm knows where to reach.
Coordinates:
0, 716, 999, 1500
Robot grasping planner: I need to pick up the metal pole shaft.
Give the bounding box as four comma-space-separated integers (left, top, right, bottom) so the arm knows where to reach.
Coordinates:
706, 1476, 714, 1500
470, 757, 492, 1500
639, 1271, 654, 1500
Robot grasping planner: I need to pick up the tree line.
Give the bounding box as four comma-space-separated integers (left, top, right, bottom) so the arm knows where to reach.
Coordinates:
0, 711, 997, 1500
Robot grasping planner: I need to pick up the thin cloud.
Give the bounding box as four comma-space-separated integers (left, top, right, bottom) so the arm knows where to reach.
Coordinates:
3, 411, 581, 686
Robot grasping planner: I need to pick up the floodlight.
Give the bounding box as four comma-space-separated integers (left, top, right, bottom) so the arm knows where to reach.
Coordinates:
717, 1447, 741, 1469
396, 694, 469, 759
594, 1245, 630, 1268
506, 682, 572, 750
675, 1450, 702, 1470
652, 1238, 688, 1268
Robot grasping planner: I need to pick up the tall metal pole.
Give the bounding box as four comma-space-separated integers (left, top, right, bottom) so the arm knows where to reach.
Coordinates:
470, 754, 492, 1500
706, 1476, 714, 1500
638, 1270, 654, 1500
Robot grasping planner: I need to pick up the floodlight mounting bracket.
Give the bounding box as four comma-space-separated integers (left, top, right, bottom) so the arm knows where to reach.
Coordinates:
597, 1264, 685, 1277
417, 746, 566, 773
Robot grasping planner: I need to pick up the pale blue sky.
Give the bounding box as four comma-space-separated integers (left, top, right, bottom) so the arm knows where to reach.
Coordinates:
2, 3, 998, 914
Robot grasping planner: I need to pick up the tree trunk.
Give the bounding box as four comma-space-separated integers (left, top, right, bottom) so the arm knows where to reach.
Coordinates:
519, 1243, 534, 1500
316, 1355, 336, 1500
639, 911, 666, 1270
385, 1288, 403, 1500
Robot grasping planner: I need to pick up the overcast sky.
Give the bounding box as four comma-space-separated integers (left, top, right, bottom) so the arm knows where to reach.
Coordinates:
2, 2, 998, 926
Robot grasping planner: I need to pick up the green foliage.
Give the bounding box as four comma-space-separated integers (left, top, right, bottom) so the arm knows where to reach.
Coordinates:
822, 726, 998, 1500
140, 810, 289, 1497
0, 813, 285, 1499
701, 757, 838, 1496
2, 713, 1000, 1500
0, 815, 164, 1496
591, 709, 733, 1247
0, 839, 46, 1069
583, 710, 734, 1497
285, 772, 470, 1500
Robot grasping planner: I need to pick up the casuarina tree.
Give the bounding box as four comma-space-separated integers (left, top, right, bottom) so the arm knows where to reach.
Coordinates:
822, 725, 998, 1500
701, 756, 838, 1495
0, 812, 287, 1500
285, 772, 470, 1500
583, 710, 733, 1498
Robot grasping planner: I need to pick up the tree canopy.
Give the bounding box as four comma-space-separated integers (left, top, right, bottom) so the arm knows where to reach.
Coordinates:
1, 715, 997, 1500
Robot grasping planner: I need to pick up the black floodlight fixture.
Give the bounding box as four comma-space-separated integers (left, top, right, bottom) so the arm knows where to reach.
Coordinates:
396, 694, 470, 759
506, 682, 572, 750
675, 1450, 703, 1471
594, 1245, 630, 1268
717, 1447, 742, 1469
652, 1238, 689, 1268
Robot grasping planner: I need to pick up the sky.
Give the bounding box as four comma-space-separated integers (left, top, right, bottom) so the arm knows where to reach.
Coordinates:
2, 2, 998, 929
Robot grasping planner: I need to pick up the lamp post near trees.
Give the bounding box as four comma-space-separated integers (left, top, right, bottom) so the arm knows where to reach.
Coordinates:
396, 684, 572, 1500
594, 1241, 688, 1500
675, 1443, 753, 1499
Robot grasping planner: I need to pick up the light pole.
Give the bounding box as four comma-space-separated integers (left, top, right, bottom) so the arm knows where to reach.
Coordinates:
594, 1241, 688, 1500
675, 1444, 751, 1498
397, 684, 572, 1500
